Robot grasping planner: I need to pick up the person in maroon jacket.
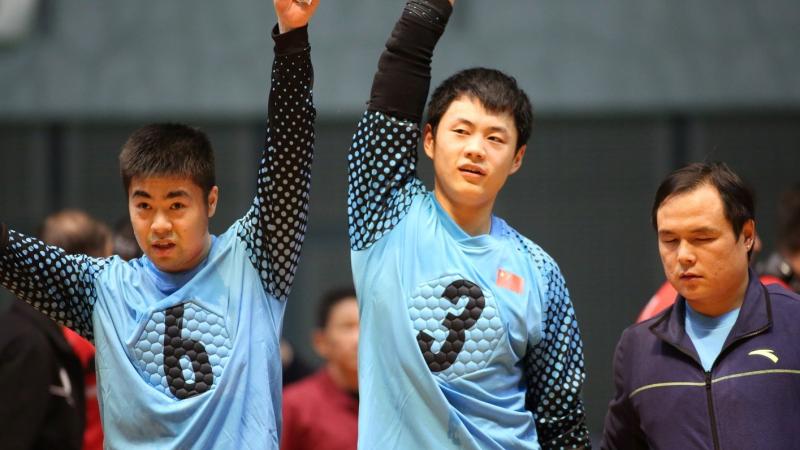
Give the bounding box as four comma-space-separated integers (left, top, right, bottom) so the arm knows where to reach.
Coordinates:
281, 287, 359, 450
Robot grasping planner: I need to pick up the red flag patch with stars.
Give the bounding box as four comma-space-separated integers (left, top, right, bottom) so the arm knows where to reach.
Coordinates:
496, 268, 524, 294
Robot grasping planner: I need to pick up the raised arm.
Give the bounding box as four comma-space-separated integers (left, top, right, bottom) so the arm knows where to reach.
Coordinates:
237, 0, 317, 302
0, 224, 107, 340
523, 257, 592, 448
347, 0, 453, 251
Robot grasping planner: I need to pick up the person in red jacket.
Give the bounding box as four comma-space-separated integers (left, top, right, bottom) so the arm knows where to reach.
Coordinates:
757, 183, 800, 293
281, 287, 359, 450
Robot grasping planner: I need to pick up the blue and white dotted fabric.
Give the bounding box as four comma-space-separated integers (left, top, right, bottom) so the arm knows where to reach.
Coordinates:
509, 229, 590, 448
0, 35, 315, 449
237, 43, 315, 302
0, 232, 108, 339
349, 111, 590, 449
348, 111, 426, 251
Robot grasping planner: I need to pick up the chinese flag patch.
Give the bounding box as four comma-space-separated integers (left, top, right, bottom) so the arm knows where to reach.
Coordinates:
496, 268, 524, 294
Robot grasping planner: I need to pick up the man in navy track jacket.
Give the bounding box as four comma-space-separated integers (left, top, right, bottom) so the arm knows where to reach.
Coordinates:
602, 162, 800, 450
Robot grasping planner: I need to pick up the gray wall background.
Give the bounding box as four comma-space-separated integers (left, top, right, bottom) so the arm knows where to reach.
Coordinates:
1, 0, 799, 438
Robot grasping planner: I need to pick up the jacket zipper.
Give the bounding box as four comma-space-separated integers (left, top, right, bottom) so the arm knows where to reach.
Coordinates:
705, 371, 721, 450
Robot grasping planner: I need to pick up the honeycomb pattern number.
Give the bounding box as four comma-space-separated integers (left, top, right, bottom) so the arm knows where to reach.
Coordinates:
133, 301, 233, 400
408, 275, 505, 381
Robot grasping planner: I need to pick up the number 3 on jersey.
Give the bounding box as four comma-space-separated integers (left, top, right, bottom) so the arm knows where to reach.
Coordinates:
417, 279, 486, 372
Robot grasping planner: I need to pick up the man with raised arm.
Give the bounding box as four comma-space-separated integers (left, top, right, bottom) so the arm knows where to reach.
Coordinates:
347, 1, 590, 448
0, 1, 318, 447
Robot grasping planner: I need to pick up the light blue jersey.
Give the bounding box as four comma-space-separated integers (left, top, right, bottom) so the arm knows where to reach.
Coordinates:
685, 303, 741, 371
0, 26, 315, 449
348, 110, 589, 449
93, 229, 285, 448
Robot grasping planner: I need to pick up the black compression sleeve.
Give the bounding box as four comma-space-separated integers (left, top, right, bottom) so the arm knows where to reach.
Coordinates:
369, 0, 453, 123
272, 24, 310, 56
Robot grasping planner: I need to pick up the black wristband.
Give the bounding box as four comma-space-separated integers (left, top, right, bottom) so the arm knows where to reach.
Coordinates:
272, 24, 310, 56
406, 0, 452, 32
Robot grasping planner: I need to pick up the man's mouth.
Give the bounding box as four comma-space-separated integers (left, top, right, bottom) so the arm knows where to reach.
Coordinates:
458, 164, 487, 176
151, 241, 176, 251
680, 272, 701, 280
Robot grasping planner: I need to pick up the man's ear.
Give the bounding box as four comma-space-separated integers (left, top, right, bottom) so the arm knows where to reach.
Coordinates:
312, 329, 328, 359
207, 186, 219, 218
423, 124, 436, 160
508, 145, 527, 175
742, 219, 756, 247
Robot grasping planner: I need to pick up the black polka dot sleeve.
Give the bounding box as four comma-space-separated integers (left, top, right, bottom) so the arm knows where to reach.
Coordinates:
523, 258, 592, 449
347, 112, 426, 251
236, 25, 315, 302
348, 0, 452, 251
0, 228, 109, 341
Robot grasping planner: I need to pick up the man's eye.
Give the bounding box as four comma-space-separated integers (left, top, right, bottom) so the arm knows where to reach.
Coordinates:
488, 136, 505, 144
170, 203, 185, 210
453, 128, 468, 135
137, 203, 151, 210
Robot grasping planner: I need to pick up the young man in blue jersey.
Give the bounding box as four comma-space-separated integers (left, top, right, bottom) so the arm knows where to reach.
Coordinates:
347, 1, 591, 448
0, 1, 318, 447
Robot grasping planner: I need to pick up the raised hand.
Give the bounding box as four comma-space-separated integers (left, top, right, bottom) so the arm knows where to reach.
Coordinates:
274, 0, 320, 34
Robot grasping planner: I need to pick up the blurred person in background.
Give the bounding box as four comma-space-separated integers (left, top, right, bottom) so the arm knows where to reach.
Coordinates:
0, 208, 112, 450
0, 288, 85, 450
603, 162, 800, 449
281, 287, 359, 450
111, 216, 143, 261
40, 210, 113, 258
281, 338, 314, 387
40, 209, 111, 450
758, 183, 800, 293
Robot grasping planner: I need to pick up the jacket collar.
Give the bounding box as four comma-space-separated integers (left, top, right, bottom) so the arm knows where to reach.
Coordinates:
649, 269, 772, 364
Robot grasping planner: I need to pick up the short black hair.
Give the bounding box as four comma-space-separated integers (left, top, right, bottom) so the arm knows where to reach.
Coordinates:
778, 183, 800, 255
652, 161, 755, 240
316, 286, 357, 329
119, 123, 216, 197
425, 67, 533, 151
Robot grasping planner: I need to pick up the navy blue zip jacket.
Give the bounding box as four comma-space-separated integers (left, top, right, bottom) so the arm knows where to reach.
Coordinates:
602, 269, 800, 450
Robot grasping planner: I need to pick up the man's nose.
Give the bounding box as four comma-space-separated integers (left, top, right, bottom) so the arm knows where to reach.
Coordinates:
151, 211, 173, 236
464, 136, 486, 160
677, 241, 696, 266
